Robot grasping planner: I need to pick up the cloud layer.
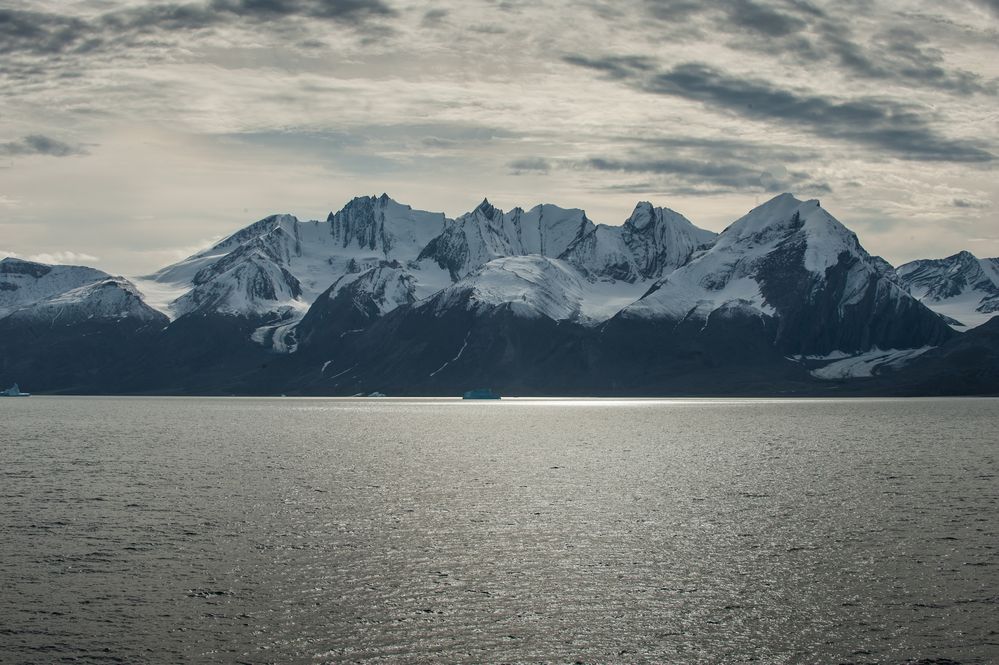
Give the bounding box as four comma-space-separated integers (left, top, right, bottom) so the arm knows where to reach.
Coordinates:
0, 0, 996, 272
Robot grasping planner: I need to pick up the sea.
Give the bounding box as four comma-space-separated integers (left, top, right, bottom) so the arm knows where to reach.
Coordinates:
1, 397, 996, 664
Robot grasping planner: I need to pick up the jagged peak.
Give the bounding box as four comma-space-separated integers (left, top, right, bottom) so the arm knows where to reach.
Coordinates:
896, 250, 985, 273
328, 194, 389, 222
623, 201, 713, 242
949, 249, 980, 262
474, 197, 498, 217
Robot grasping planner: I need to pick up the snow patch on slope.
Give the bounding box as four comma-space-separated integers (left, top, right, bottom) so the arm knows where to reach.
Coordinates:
896, 251, 999, 329
5, 277, 165, 325
0, 257, 109, 319
425, 256, 651, 324
810, 347, 933, 379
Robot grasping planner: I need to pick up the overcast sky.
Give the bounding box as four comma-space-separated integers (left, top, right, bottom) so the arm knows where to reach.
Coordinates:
1, 0, 997, 274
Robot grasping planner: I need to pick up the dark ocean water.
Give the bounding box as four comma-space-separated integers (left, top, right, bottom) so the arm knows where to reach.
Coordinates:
1, 397, 996, 664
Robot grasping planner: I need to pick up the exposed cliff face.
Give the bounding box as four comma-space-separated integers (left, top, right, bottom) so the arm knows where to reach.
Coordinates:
560, 202, 717, 283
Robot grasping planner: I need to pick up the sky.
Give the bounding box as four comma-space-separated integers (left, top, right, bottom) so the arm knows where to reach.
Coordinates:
1, 0, 997, 275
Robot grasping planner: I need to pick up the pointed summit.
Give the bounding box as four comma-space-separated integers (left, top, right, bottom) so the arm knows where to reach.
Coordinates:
474, 198, 499, 218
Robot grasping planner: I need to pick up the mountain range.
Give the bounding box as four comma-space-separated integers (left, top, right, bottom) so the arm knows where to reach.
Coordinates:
2, 193, 997, 395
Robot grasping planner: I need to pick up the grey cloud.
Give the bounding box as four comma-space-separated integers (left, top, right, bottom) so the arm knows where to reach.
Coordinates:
208, 0, 394, 21
641, 0, 813, 37
508, 157, 550, 175
816, 24, 993, 96
642, 0, 705, 22
635, 0, 994, 96
568, 56, 995, 162
724, 0, 807, 37
0, 9, 93, 56
563, 54, 654, 80
421, 8, 449, 26
422, 136, 458, 149
953, 198, 990, 209
598, 181, 747, 197
628, 135, 821, 163
585, 156, 829, 194
0, 135, 87, 157
969, 0, 999, 15
0, 0, 395, 57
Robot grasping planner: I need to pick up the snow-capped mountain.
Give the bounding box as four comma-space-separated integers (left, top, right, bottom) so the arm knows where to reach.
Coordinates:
418, 200, 595, 279
292, 260, 426, 351
563, 202, 717, 282
3, 276, 167, 326
619, 194, 953, 355
7, 192, 996, 396
0, 257, 109, 318
143, 195, 718, 350
148, 195, 449, 319
423, 256, 591, 322
895, 251, 999, 328
412, 255, 657, 325
143, 195, 452, 350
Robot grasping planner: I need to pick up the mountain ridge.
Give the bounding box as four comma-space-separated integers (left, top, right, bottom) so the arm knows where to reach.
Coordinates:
1, 193, 996, 395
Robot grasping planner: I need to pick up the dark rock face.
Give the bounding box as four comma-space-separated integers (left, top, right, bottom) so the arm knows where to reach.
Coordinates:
417, 230, 469, 281
870, 315, 999, 395
756, 241, 955, 355
328, 195, 385, 252
284, 286, 809, 397
295, 261, 414, 350
290, 302, 596, 396
0, 317, 163, 394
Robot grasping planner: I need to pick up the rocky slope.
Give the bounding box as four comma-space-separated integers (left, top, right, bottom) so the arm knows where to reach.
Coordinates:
618, 194, 954, 355
895, 251, 999, 329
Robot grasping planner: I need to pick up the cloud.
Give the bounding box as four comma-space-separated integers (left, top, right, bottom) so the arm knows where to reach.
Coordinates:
953, 197, 990, 209
584, 156, 830, 194
566, 57, 995, 162
635, 0, 994, 96
969, 0, 999, 15
724, 0, 808, 37
508, 157, 551, 175
0, 8, 91, 57
27, 251, 100, 265
0, 0, 396, 58
815, 25, 993, 96
421, 8, 449, 26
0, 135, 88, 157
